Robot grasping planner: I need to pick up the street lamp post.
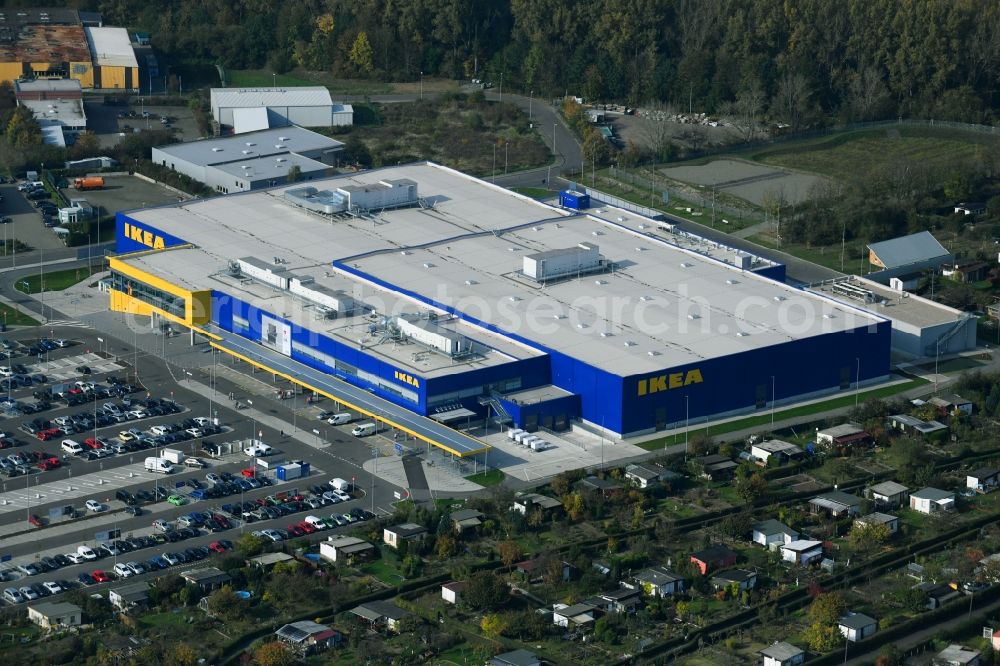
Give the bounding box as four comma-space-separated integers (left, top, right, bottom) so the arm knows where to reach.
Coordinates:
529, 90, 533, 120
419, 71, 423, 100
504, 141, 508, 175
247, 399, 257, 445
855, 357, 861, 408
770, 375, 776, 428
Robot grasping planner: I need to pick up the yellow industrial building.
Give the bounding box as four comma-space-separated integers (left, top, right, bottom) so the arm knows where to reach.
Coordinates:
0, 8, 137, 90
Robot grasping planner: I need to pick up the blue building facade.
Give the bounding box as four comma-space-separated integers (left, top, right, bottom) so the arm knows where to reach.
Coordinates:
116, 212, 892, 438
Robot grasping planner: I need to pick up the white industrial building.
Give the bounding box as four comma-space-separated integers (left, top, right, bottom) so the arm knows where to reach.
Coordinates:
809, 276, 977, 358
210, 87, 353, 133
15, 79, 86, 147
151, 126, 343, 193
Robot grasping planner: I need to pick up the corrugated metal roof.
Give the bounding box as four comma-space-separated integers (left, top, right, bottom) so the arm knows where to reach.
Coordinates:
212, 86, 334, 109
867, 231, 949, 269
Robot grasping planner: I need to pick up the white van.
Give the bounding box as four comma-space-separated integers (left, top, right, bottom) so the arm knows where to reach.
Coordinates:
144, 457, 173, 474
351, 422, 376, 437
61, 439, 83, 455
77, 545, 97, 561
329, 477, 351, 491
243, 443, 273, 457
326, 413, 353, 425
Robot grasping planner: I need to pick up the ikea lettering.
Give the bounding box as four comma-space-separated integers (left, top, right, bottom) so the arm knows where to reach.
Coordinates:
637, 369, 703, 396
124, 223, 165, 250
393, 370, 420, 388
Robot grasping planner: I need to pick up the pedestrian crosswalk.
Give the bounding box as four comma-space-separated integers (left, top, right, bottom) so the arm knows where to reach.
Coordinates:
44, 319, 91, 328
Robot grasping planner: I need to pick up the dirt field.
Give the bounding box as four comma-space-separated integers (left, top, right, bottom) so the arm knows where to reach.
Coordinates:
659, 159, 828, 206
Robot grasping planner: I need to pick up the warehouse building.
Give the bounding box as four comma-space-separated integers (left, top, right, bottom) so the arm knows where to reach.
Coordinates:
0, 8, 92, 85
0, 9, 135, 89
15, 79, 86, 146
809, 276, 976, 358
210, 87, 353, 133
151, 126, 343, 193
109, 162, 891, 454
84, 26, 138, 91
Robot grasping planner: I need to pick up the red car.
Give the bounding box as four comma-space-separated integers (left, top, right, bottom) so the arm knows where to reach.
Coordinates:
36, 430, 53, 441
297, 521, 316, 534
286, 524, 304, 537
0, 438, 12, 449
208, 541, 228, 554
91, 570, 110, 583
28, 514, 43, 527
37, 458, 60, 471
289, 493, 305, 502
240, 467, 257, 478
84, 437, 106, 450
67, 387, 82, 395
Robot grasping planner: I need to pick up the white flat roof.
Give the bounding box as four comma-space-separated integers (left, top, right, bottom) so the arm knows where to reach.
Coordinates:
124, 248, 541, 379
211, 86, 334, 109
85, 27, 138, 68
20, 98, 86, 127
121, 163, 884, 377
209, 153, 329, 182
810, 276, 964, 328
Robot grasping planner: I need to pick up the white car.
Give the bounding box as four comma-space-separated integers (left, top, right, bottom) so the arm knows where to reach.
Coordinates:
183, 457, 205, 468
152, 519, 170, 532
18, 586, 38, 601
243, 443, 273, 457
261, 529, 283, 542
332, 489, 350, 502
85, 500, 105, 513
77, 546, 97, 561
192, 417, 211, 427
126, 410, 148, 420
113, 563, 134, 578
149, 425, 170, 436
42, 581, 62, 595
185, 427, 204, 438
126, 562, 145, 576
65, 552, 85, 564
161, 552, 180, 566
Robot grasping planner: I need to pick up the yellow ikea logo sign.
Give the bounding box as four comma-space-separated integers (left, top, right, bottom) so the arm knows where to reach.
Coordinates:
124, 223, 165, 250
637, 369, 703, 396
394, 371, 420, 388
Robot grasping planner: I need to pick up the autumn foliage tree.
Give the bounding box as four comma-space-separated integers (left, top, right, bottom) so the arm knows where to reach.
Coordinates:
253, 641, 294, 666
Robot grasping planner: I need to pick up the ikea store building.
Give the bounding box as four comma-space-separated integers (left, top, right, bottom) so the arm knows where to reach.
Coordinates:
110, 163, 891, 455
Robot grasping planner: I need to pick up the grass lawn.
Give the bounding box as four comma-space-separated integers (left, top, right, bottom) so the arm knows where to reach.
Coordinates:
511, 186, 554, 198
465, 468, 505, 487
657, 497, 704, 518
637, 377, 928, 450
908, 357, 988, 373
0, 302, 40, 326
16, 263, 107, 294
591, 170, 759, 231
748, 233, 865, 273
753, 126, 998, 182
361, 559, 404, 585
138, 610, 193, 630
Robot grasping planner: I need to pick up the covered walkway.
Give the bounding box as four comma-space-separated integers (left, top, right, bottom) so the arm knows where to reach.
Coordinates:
205, 326, 490, 458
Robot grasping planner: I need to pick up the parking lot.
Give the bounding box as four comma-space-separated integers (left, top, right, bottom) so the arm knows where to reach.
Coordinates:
0, 325, 404, 608
84, 99, 200, 150
0, 183, 70, 252
57, 175, 183, 215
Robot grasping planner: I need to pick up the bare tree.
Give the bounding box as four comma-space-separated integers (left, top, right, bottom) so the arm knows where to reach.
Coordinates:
848, 66, 889, 121
640, 102, 679, 161
773, 72, 813, 132
722, 82, 766, 143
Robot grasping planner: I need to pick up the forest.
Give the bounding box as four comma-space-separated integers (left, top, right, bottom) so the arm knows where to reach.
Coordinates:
22, 0, 1000, 125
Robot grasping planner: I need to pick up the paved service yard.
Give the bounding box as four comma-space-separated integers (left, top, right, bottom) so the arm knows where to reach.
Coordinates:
59, 175, 183, 216
0, 183, 71, 251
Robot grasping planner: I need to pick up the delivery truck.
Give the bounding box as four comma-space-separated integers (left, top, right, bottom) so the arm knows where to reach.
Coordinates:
160, 448, 184, 465
73, 176, 105, 190
144, 457, 173, 474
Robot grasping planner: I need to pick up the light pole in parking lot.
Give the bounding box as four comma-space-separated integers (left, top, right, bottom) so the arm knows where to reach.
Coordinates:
247, 399, 258, 445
